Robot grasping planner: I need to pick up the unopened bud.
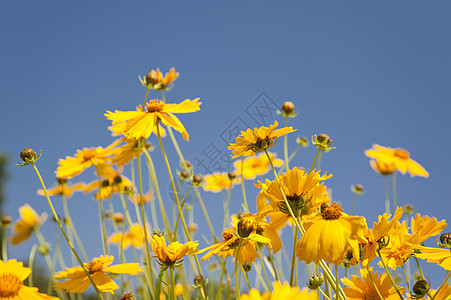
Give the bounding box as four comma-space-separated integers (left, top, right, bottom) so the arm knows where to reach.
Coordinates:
281, 101, 295, 115
38, 242, 51, 256
57, 177, 68, 184
104, 210, 112, 219
113, 213, 124, 224
145, 72, 159, 85
188, 223, 198, 232
192, 174, 203, 186
438, 233, 451, 249
120, 292, 136, 300
181, 160, 192, 170
307, 274, 324, 290
227, 172, 237, 180
113, 176, 123, 185
102, 179, 110, 187
351, 184, 365, 195
237, 217, 256, 238
404, 204, 415, 215
179, 170, 190, 180
194, 275, 204, 286
413, 279, 430, 296
1, 216, 11, 226
317, 134, 330, 144
296, 136, 309, 147
242, 263, 251, 272
20, 148, 36, 162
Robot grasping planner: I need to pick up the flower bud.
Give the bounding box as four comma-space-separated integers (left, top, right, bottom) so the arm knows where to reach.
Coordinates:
102, 179, 110, 187
113, 176, 123, 185
192, 174, 204, 186
38, 242, 51, 256
307, 274, 324, 290
404, 204, 415, 215
351, 184, 365, 195
413, 279, 430, 297
281, 101, 295, 115
179, 170, 190, 181
317, 134, 330, 144
181, 160, 192, 170
120, 292, 136, 300
145, 71, 159, 85
57, 177, 68, 185
1, 216, 11, 226
194, 275, 204, 287
312, 134, 335, 152
104, 210, 112, 219
237, 217, 256, 238
296, 136, 309, 147
242, 263, 252, 272
227, 172, 237, 180
438, 233, 451, 249
188, 223, 198, 232
113, 213, 124, 224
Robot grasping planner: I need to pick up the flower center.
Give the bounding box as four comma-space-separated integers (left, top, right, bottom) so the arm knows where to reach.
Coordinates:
287, 193, 303, 204
88, 259, 104, 274
364, 290, 380, 300
222, 228, 235, 241
321, 202, 343, 220
0, 274, 22, 297
82, 148, 98, 161
146, 100, 164, 113
394, 148, 409, 159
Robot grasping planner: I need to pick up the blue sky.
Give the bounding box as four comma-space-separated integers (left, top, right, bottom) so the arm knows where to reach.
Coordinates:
1, 0, 451, 290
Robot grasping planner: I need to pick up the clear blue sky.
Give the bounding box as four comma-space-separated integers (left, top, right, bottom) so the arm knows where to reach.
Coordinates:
1, 0, 451, 289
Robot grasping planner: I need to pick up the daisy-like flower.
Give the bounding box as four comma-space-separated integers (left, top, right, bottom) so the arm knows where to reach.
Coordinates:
84, 164, 133, 200
203, 172, 239, 193
342, 267, 404, 300
365, 144, 429, 177
108, 107, 166, 139
150, 234, 199, 268
228, 121, 296, 158
56, 141, 120, 179
296, 202, 367, 265
105, 98, 201, 141
0, 259, 58, 300
10, 204, 47, 246
257, 167, 332, 230
139, 67, 179, 90
234, 152, 283, 180
360, 207, 403, 268
369, 159, 396, 175
37, 178, 85, 198
240, 282, 317, 300
108, 224, 147, 249
54, 255, 143, 294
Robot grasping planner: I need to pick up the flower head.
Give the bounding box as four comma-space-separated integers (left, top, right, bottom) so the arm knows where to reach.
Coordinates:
234, 152, 283, 180
105, 98, 201, 141
366, 144, 429, 177
296, 202, 367, 265
37, 178, 85, 199
203, 172, 239, 193
84, 164, 133, 200
54, 255, 143, 294
10, 204, 47, 246
108, 224, 148, 249
150, 234, 199, 268
240, 282, 316, 300
228, 121, 296, 158
0, 259, 58, 299
139, 67, 179, 90
342, 267, 404, 300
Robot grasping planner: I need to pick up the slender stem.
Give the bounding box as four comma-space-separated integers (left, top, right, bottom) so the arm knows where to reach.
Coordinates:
335, 265, 340, 300
222, 188, 232, 229
1, 227, 7, 261
241, 156, 249, 211
195, 188, 217, 242
137, 139, 155, 297
173, 184, 193, 238
30, 163, 104, 300
402, 264, 412, 296
414, 257, 425, 280
142, 86, 150, 108
366, 267, 384, 300
392, 172, 397, 212
316, 151, 324, 170
431, 271, 451, 300
290, 228, 299, 286
95, 169, 108, 255
155, 266, 166, 300
385, 175, 391, 214
350, 194, 357, 215
156, 123, 208, 299
309, 148, 321, 173
28, 243, 38, 286
62, 196, 88, 261
265, 244, 279, 281
278, 144, 302, 176
234, 239, 243, 299
240, 264, 251, 291
317, 286, 332, 300
169, 268, 175, 300
376, 249, 404, 300
284, 115, 289, 170
256, 246, 271, 291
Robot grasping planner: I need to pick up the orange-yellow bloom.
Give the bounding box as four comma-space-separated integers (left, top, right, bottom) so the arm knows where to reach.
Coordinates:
56, 141, 119, 179
342, 267, 404, 299
0, 259, 58, 300
240, 282, 316, 299
234, 152, 283, 180
228, 121, 296, 158
10, 204, 47, 246
150, 234, 199, 267
296, 202, 367, 265
105, 98, 201, 141
203, 173, 239, 193
54, 255, 143, 294
139, 67, 179, 90
369, 159, 397, 175
84, 164, 133, 200
366, 144, 429, 177
108, 224, 147, 249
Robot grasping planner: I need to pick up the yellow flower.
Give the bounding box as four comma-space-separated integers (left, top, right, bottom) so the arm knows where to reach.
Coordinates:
366, 144, 429, 177
296, 202, 367, 265
105, 98, 201, 141
409, 213, 446, 243
369, 159, 397, 175
203, 173, 239, 193
108, 107, 166, 139
234, 152, 283, 180
37, 178, 85, 199
150, 234, 199, 268
139, 67, 179, 90
413, 245, 451, 271
228, 121, 296, 158
360, 207, 403, 268
56, 141, 119, 179
257, 167, 332, 229
342, 267, 404, 300
84, 164, 133, 200
10, 204, 47, 246
240, 282, 316, 300
54, 255, 143, 294
108, 224, 147, 249
0, 259, 58, 300
130, 192, 153, 205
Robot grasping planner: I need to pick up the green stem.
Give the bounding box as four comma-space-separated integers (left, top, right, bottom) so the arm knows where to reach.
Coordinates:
385, 175, 391, 215
290, 228, 299, 286
414, 257, 425, 280
222, 188, 232, 230
376, 249, 404, 300
335, 265, 340, 300
155, 266, 167, 300
142, 86, 150, 108
392, 172, 397, 212
431, 271, 451, 300
173, 184, 193, 239
366, 267, 384, 300
137, 139, 155, 297
265, 244, 279, 282
240, 264, 251, 291
95, 169, 108, 256
169, 267, 175, 300
195, 188, 217, 243
350, 194, 357, 215
316, 151, 324, 170
156, 123, 208, 299
62, 195, 88, 261
284, 115, 289, 170
234, 239, 243, 299
402, 264, 412, 296
278, 144, 302, 176
30, 163, 104, 300
309, 148, 321, 173
28, 243, 38, 286
241, 156, 249, 211
1, 227, 7, 261
256, 246, 271, 291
